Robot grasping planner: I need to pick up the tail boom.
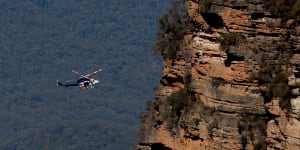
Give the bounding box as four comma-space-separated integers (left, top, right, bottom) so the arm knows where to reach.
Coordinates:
57, 80, 78, 87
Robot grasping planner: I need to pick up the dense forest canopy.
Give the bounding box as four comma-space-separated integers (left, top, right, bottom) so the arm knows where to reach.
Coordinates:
0, 0, 170, 149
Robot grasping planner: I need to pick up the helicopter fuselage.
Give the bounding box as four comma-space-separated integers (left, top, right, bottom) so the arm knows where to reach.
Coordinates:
77, 77, 92, 89
76, 77, 99, 89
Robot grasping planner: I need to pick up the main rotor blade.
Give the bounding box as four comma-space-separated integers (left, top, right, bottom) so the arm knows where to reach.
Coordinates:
72, 70, 90, 80
86, 68, 102, 77
72, 68, 102, 79
72, 70, 83, 76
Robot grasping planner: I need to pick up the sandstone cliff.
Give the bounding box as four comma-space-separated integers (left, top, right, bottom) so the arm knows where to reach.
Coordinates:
138, 0, 300, 149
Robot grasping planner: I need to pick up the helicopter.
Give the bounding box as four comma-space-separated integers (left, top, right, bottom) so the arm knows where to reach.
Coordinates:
57, 68, 102, 90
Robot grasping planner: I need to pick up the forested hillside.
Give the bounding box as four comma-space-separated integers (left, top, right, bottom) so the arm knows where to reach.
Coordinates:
0, 0, 169, 149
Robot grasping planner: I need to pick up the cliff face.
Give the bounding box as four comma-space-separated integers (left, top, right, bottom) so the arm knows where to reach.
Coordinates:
138, 0, 300, 149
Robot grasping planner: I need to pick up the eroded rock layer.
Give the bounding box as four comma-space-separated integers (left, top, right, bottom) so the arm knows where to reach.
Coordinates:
138, 0, 300, 149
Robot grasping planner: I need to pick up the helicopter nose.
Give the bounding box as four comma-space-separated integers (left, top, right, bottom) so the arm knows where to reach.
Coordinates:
93, 80, 99, 84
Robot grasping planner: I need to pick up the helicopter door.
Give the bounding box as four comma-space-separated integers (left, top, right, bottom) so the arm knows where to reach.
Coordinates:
83, 81, 90, 87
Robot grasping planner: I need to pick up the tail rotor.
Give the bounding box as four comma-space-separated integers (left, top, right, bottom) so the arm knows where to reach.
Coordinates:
56, 80, 64, 86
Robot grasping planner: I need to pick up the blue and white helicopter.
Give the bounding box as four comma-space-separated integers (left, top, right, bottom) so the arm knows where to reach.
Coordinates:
57, 68, 102, 90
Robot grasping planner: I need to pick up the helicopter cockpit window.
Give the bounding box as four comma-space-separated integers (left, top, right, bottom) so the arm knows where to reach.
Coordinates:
83, 81, 89, 86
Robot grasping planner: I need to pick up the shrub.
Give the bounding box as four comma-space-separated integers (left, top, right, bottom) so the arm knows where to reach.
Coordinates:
254, 41, 292, 111
167, 87, 196, 129
254, 140, 267, 150
264, 0, 300, 21
208, 118, 218, 138
168, 88, 195, 117
260, 67, 291, 110
257, 65, 274, 84
154, 0, 191, 59
199, 0, 213, 13
240, 135, 248, 149
210, 77, 226, 88
218, 32, 246, 52
238, 113, 267, 150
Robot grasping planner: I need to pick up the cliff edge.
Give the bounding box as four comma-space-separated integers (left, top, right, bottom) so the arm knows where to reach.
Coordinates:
138, 0, 300, 149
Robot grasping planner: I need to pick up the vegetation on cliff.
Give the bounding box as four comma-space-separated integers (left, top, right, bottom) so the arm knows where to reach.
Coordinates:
254, 42, 292, 110
218, 32, 246, 54
154, 0, 192, 59
238, 113, 267, 150
166, 87, 197, 129
216, 4, 297, 147
264, 0, 300, 21
139, 0, 300, 149
219, 31, 293, 111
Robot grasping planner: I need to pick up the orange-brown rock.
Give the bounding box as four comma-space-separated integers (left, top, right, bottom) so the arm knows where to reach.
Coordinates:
137, 0, 300, 149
